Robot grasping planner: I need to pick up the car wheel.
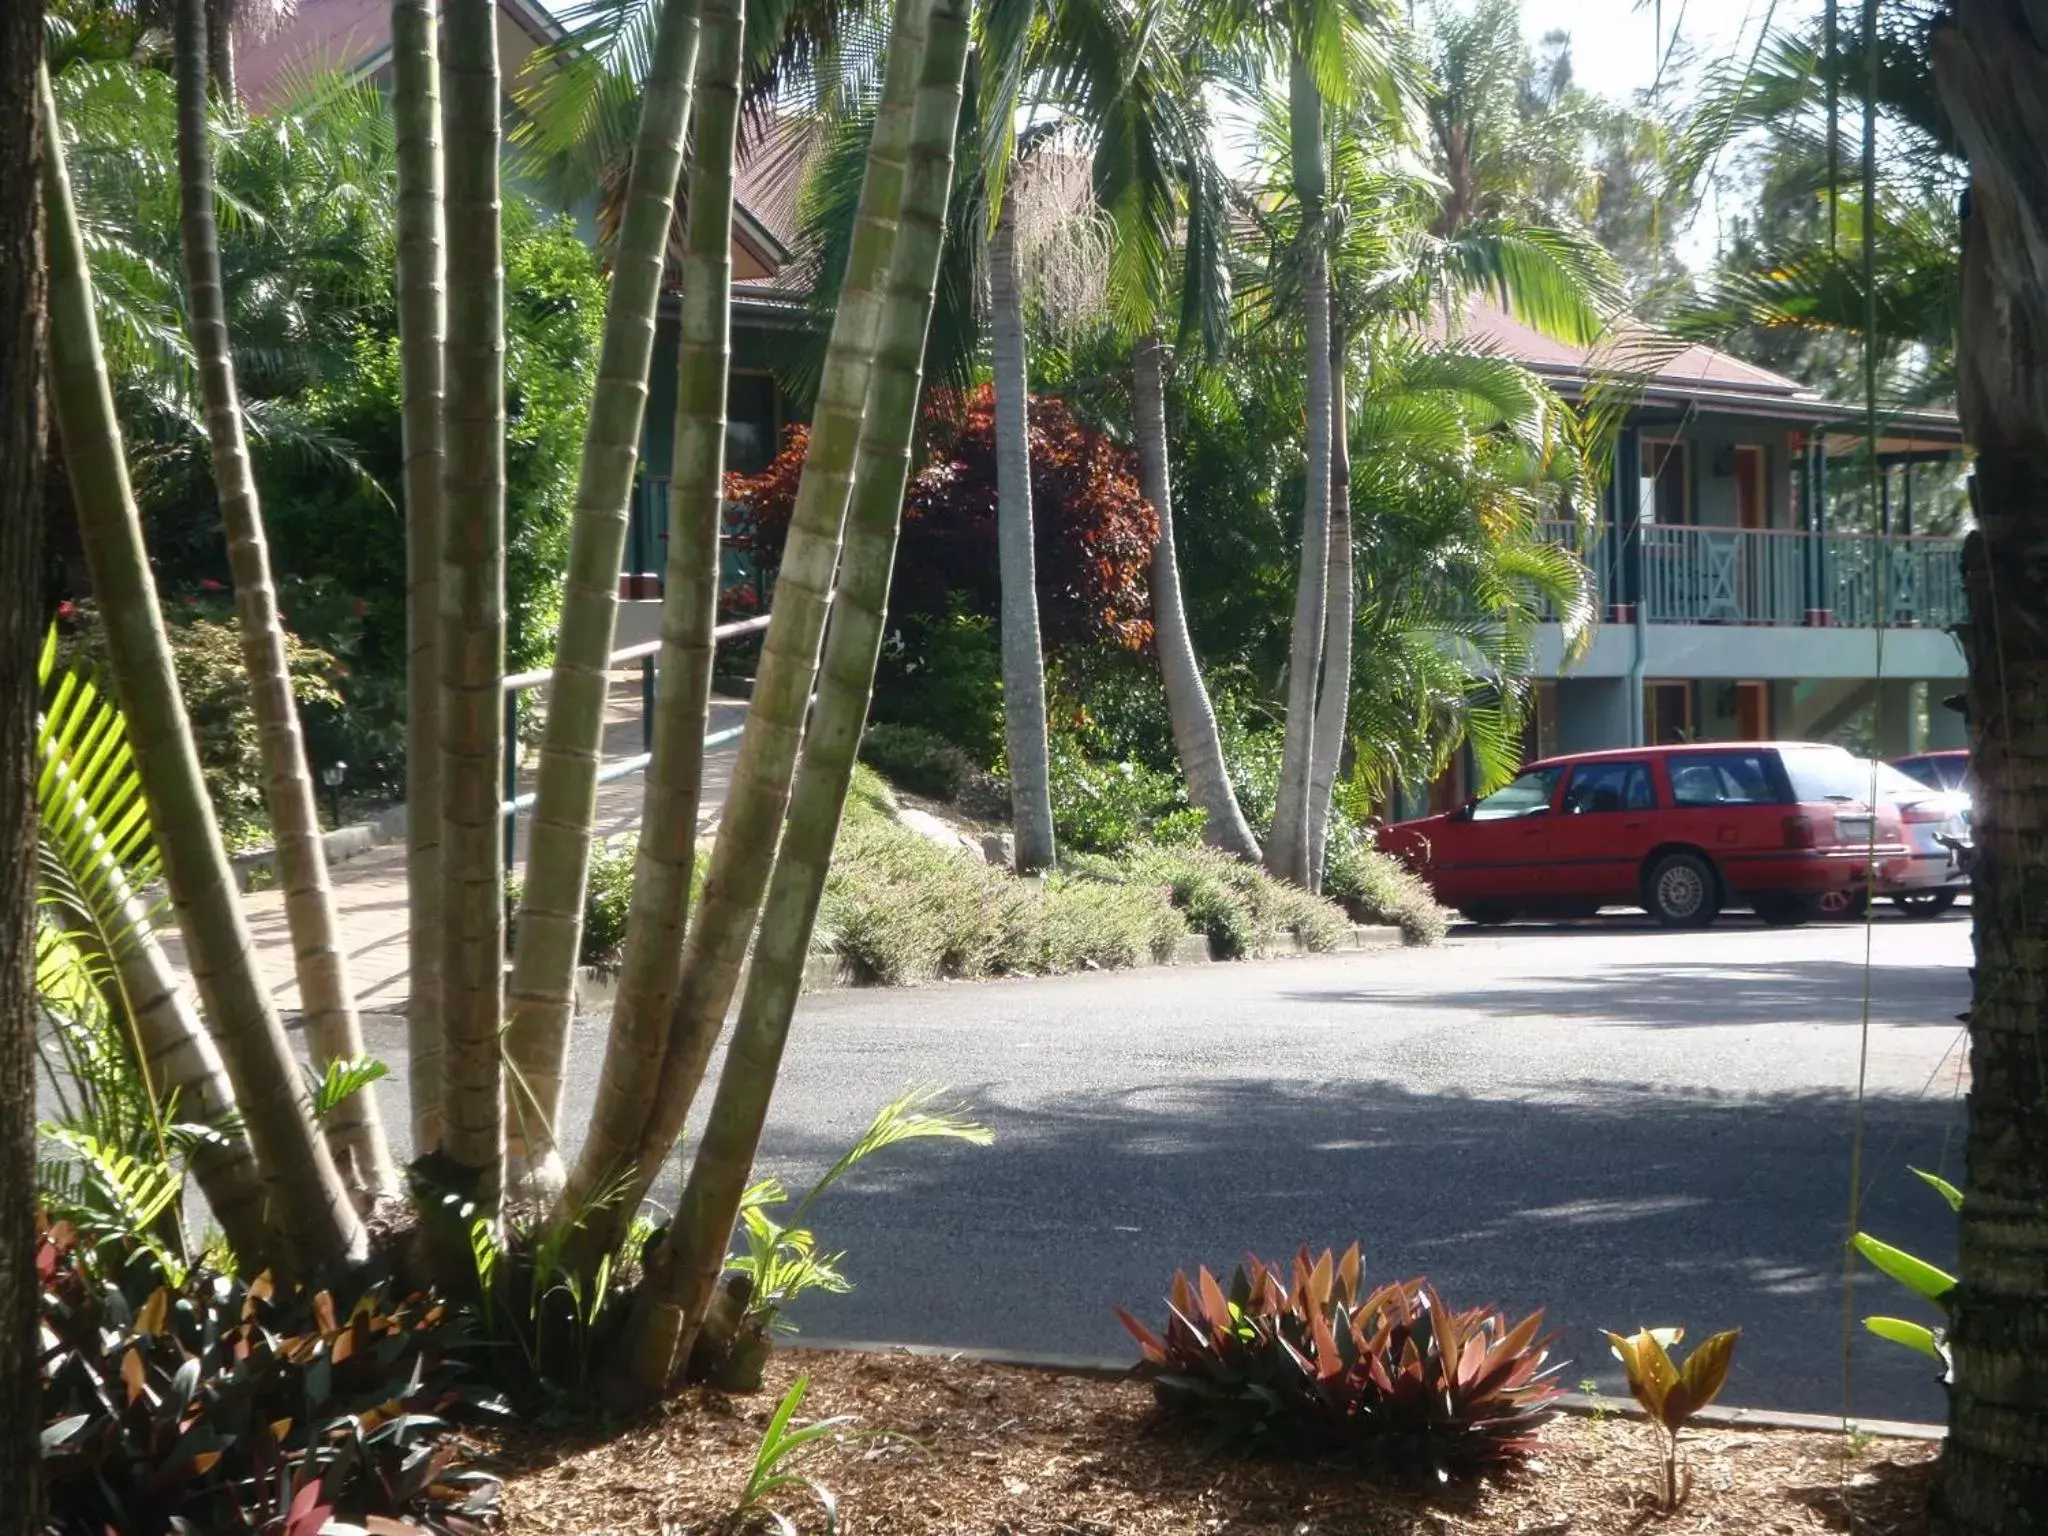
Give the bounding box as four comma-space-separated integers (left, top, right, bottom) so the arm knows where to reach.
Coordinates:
1457, 903, 1515, 927
1818, 888, 1869, 919
1645, 852, 1720, 928
1754, 893, 1821, 928
1893, 889, 1960, 918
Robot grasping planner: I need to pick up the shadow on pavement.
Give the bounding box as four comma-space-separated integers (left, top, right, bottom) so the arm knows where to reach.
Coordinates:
1281, 959, 1968, 1029
772, 1076, 1963, 1424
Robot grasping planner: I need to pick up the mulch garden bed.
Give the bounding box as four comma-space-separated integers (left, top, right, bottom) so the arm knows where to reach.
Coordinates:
492, 1348, 1938, 1535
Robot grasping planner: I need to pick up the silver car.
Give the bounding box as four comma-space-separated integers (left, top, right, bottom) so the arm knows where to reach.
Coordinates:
1869, 759, 1970, 916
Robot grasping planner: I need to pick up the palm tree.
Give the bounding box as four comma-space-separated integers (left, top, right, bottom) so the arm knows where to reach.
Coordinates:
392, 0, 449, 1159
1, 1, 44, 1513
172, 0, 396, 1198
988, 178, 1057, 870
40, 61, 368, 1273
564, 0, 942, 1267
501, 0, 707, 1194
1927, 8, 2048, 1528
436, 0, 509, 1215
617, 0, 973, 1398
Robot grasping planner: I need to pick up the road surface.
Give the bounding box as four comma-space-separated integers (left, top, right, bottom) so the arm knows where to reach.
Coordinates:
360, 909, 1970, 1421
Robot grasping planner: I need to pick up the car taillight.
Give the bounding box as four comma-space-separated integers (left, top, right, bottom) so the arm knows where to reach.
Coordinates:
1901, 803, 1948, 825
1784, 814, 1819, 849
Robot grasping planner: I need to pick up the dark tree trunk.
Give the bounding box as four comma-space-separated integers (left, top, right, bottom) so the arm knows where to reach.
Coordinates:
0, 7, 46, 1532
1930, 6, 2048, 1531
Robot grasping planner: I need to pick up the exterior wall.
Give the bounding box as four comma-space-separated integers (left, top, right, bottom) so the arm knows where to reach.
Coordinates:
1638, 413, 1791, 530
1553, 678, 1633, 755
1533, 621, 1966, 681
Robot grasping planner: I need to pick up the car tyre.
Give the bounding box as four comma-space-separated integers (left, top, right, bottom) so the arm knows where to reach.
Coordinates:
1645, 851, 1720, 928
1753, 893, 1821, 928
1893, 889, 1960, 918
1457, 903, 1515, 927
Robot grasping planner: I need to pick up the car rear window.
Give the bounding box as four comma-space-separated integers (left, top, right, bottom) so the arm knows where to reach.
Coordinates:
1778, 746, 1880, 803
1873, 761, 1940, 801
1899, 755, 1969, 792
1666, 750, 1785, 807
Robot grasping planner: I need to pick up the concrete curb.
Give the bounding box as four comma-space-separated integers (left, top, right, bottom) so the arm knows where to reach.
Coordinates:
230, 805, 408, 893
794, 1337, 1946, 1442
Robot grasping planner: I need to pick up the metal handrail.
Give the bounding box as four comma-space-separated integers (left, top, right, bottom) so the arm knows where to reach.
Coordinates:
498, 611, 774, 867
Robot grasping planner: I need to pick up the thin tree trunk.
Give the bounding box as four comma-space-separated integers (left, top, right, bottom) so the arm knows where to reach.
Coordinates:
1132, 332, 1260, 861
46, 887, 272, 1264
0, 2, 43, 1518
205, 0, 236, 105
437, 0, 506, 1215
555, 0, 726, 1248
508, 0, 707, 1198
174, 0, 396, 1199
582, 0, 937, 1255
990, 188, 1056, 873
392, 0, 447, 1159
1928, 10, 2048, 1530
40, 66, 366, 1274
1306, 342, 1352, 890
616, 0, 970, 1400
1266, 49, 1331, 888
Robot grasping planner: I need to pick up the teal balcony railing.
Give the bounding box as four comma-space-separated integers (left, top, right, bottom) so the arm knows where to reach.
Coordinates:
1536, 523, 1964, 629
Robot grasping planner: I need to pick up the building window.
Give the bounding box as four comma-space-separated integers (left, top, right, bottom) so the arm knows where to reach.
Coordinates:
725, 370, 781, 476
1641, 439, 1689, 526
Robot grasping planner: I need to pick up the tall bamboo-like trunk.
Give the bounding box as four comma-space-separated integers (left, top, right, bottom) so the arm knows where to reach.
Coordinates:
616, 0, 971, 1399
1305, 344, 1352, 890
1132, 333, 1260, 861
578, 0, 937, 1253
1928, 10, 2048, 1530
990, 188, 1056, 873
504, 0, 706, 1195
173, 0, 396, 1199
204, 0, 237, 104
0, 4, 43, 1518
555, 0, 727, 1245
392, 0, 447, 1158
436, 0, 507, 1214
1266, 50, 1331, 889
40, 66, 367, 1274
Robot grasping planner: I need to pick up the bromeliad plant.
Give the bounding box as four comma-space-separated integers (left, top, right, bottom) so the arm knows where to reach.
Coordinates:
1603, 1325, 1741, 1512
1117, 1244, 1563, 1481
1854, 1167, 1962, 1382
37, 1215, 503, 1535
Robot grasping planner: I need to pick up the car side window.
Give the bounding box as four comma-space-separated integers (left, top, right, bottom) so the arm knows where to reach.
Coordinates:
1471, 766, 1563, 821
1562, 761, 1653, 815
1669, 751, 1780, 807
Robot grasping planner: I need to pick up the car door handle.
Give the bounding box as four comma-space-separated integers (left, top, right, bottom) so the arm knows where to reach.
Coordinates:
1621, 819, 1648, 831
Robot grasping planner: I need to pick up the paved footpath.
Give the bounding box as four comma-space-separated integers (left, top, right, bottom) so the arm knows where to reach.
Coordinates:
160, 680, 747, 1012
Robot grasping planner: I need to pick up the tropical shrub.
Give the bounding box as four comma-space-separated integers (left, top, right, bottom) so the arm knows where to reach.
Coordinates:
870, 603, 1008, 763
1046, 730, 1192, 856
37, 1216, 501, 1535
724, 387, 1160, 655
816, 768, 1184, 982
1605, 1325, 1741, 1511
59, 603, 342, 842
1854, 1167, 1962, 1381
1117, 1245, 1562, 1480
858, 723, 979, 802
1324, 833, 1452, 944
1074, 844, 1353, 959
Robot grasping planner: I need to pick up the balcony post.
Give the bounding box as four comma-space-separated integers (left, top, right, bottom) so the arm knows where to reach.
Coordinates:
1614, 426, 1643, 620
1803, 426, 1832, 626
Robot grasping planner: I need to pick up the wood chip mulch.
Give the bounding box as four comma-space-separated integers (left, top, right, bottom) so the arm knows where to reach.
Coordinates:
491, 1349, 1937, 1536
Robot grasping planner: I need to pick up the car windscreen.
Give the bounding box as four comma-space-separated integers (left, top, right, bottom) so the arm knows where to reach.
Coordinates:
1872, 761, 1941, 802
1779, 746, 1881, 803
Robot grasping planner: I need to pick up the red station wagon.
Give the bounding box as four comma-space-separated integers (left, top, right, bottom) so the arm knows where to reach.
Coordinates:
1378, 742, 1911, 928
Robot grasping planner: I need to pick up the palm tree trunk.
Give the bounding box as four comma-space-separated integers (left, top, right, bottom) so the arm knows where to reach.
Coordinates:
1132, 332, 1260, 861
1266, 49, 1331, 888
504, 0, 705, 1196
392, 0, 447, 1159
436, 0, 506, 1215
990, 187, 1056, 874
40, 66, 367, 1274
1928, 12, 2048, 1529
576, 0, 937, 1259
173, 0, 396, 1200
554, 0, 733, 1253
615, 0, 971, 1399
1305, 342, 1352, 890
204, 0, 236, 105
0, 6, 43, 1515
